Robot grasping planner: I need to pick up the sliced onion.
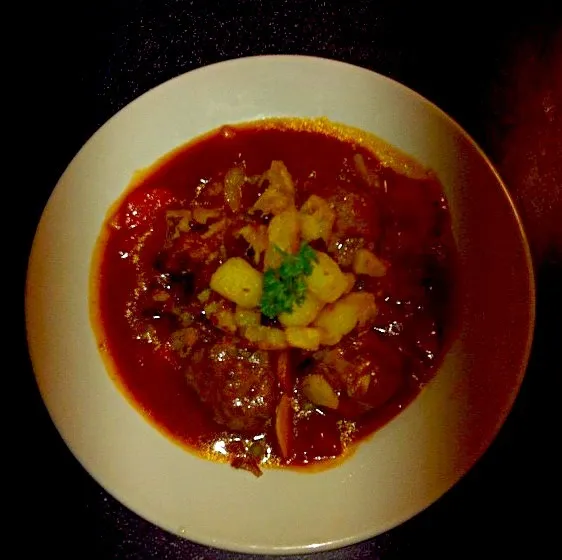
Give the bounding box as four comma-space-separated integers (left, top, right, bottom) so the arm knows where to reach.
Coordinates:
224, 166, 244, 212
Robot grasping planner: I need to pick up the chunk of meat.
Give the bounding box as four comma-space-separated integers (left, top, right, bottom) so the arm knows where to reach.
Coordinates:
328, 188, 380, 242
185, 339, 279, 432
327, 236, 365, 268
311, 330, 405, 416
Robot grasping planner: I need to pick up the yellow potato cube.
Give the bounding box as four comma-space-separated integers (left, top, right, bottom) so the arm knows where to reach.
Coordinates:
268, 208, 300, 251
234, 307, 261, 328
352, 248, 387, 277
344, 292, 378, 327
285, 327, 322, 351
263, 208, 300, 270
314, 292, 377, 345
306, 251, 348, 303
278, 291, 324, 327
209, 257, 263, 308
314, 300, 358, 345
242, 325, 288, 350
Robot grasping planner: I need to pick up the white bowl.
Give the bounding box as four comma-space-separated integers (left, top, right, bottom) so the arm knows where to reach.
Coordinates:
25, 55, 534, 555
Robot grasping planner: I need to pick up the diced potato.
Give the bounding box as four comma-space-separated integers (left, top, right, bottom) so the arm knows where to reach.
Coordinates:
299, 195, 336, 243
302, 374, 339, 409
314, 292, 377, 345
352, 248, 387, 277
306, 251, 348, 303
251, 161, 295, 216
275, 394, 293, 458
278, 290, 324, 327
263, 208, 300, 269
237, 224, 268, 265
265, 329, 288, 350
268, 208, 300, 252
285, 327, 321, 351
242, 325, 288, 350
224, 166, 245, 212
234, 307, 261, 328
210, 257, 263, 308
344, 292, 378, 327
314, 300, 359, 345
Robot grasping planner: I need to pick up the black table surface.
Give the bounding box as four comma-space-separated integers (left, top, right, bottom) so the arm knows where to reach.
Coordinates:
16, 1, 562, 558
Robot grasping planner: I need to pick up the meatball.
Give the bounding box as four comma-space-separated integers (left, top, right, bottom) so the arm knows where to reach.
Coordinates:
186, 338, 279, 432
311, 330, 406, 416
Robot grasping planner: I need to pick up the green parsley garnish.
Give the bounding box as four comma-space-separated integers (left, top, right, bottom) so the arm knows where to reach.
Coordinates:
260, 243, 318, 319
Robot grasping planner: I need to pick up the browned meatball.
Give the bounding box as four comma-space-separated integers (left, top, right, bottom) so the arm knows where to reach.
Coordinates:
186, 338, 279, 432
310, 330, 406, 417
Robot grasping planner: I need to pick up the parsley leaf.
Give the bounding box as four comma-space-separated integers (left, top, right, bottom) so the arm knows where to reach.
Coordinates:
260, 243, 318, 319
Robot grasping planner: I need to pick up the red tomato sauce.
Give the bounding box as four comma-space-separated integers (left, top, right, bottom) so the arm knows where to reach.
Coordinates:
91, 119, 458, 474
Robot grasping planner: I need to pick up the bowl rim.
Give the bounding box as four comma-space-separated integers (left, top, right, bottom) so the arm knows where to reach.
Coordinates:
25, 54, 536, 555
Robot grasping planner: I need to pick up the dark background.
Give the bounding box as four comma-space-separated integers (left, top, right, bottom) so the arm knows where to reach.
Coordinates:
17, 1, 561, 558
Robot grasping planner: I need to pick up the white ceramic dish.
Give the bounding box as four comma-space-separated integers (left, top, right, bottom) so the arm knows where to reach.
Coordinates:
25, 55, 534, 554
